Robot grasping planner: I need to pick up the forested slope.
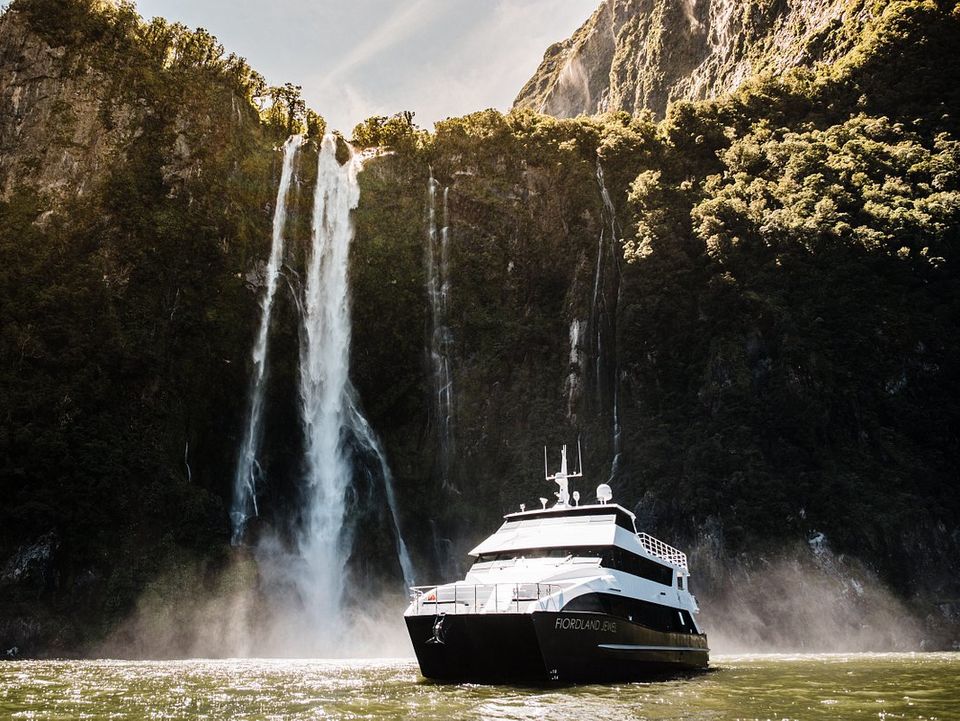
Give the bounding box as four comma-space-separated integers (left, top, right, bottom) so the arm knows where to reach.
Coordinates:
0, 0, 957, 655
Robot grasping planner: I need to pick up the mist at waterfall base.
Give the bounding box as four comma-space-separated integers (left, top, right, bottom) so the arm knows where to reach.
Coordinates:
98, 513, 930, 659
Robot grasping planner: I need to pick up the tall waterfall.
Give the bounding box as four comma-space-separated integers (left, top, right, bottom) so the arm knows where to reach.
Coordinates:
426, 172, 455, 490
593, 160, 623, 479
295, 134, 414, 629
231, 135, 303, 544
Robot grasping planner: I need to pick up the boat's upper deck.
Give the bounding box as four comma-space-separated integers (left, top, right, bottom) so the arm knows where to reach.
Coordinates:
468, 503, 688, 572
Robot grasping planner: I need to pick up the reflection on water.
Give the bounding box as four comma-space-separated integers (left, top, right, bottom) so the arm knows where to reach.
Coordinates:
1, 654, 957, 720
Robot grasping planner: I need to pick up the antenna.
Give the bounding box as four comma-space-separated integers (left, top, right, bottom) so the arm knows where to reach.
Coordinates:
577, 436, 583, 476
544, 442, 583, 508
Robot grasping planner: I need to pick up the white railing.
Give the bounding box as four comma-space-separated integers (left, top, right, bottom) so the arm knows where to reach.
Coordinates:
409, 583, 564, 615
638, 533, 688, 569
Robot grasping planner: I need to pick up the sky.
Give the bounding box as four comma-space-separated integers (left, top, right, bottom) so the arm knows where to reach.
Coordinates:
133, 0, 599, 132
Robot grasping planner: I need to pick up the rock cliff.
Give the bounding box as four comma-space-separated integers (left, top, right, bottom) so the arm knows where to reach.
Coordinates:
514, 0, 879, 118
1, 0, 958, 656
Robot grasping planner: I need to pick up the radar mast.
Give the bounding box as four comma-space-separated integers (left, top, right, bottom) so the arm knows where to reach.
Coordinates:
544, 442, 583, 507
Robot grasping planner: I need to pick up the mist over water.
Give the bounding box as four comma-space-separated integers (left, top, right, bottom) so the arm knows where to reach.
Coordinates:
99, 551, 414, 659
100, 530, 933, 660
701, 550, 926, 653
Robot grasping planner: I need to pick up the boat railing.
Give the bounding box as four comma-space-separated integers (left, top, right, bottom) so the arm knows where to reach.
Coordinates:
637, 532, 688, 569
409, 583, 565, 615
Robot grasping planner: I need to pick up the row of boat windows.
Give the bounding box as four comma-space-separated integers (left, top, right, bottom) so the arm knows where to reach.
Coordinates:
503, 506, 637, 531
473, 546, 675, 586
563, 592, 699, 634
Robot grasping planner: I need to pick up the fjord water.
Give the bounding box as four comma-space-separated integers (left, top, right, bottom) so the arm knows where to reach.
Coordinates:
2, 655, 957, 720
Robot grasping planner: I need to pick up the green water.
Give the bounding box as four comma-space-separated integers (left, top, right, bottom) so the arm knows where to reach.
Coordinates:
1, 654, 957, 720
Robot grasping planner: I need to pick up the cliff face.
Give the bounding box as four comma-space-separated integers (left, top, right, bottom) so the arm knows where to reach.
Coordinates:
514, 0, 876, 118
1, 0, 958, 657
0, 0, 284, 655
0, 7, 255, 202
0, 11, 124, 199
355, 0, 960, 651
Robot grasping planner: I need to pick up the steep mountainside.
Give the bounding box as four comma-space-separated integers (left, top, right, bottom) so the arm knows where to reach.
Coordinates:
514, 0, 881, 118
1, 0, 958, 656
0, 0, 308, 654
355, 0, 960, 650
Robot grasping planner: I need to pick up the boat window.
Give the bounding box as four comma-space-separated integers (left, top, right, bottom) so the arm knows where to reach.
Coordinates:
502, 506, 636, 531
562, 593, 699, 634
677, 576, 684, 590
600, 547, 674, 586
474, 547, 602, 563
472, 546, 674, 585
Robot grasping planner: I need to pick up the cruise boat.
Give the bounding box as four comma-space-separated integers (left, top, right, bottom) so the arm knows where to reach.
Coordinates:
404, 445, 708, 683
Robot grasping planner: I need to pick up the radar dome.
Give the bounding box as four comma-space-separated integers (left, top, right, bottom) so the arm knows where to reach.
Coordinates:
596, 484, 613, 504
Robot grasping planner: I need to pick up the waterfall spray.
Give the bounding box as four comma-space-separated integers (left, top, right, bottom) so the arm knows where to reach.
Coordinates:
295, 134, 414, 632
231, 135, 303, 544
426, 171, 455, 490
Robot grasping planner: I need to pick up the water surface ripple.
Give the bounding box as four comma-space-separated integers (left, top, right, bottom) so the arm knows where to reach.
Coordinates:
1, 653, 957, 720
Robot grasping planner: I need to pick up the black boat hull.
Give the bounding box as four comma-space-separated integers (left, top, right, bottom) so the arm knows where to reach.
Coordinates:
405, 611, 708, 683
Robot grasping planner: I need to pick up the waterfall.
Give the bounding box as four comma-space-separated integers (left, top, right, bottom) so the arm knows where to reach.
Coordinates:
566, 319, 584, 420
231, 134, 303, 544
594, 160, 623, 480
295, 134, 414, 629
346, 399, 416, 588
426, 171, 455, 490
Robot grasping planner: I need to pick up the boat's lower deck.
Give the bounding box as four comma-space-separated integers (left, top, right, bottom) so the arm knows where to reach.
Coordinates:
405, 611, 708, 683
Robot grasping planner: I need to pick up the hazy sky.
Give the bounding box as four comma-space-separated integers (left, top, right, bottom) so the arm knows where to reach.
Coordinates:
133, 0, 598, 132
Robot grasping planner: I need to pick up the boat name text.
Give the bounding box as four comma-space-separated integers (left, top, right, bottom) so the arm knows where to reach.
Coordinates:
554, 616, 617, 633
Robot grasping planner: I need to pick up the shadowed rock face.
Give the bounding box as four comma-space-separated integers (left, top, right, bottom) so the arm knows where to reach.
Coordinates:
514, 0, 875, 119
0, 7, 252, 204
2, 0, 959, 657
0, 11, 130, 200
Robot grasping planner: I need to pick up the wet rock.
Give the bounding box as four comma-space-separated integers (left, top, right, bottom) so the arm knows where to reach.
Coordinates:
1, 532, 59, 590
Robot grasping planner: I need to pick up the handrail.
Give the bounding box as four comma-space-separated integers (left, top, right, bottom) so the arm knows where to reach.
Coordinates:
409, 582, 565, 614
637, 532, 688, 569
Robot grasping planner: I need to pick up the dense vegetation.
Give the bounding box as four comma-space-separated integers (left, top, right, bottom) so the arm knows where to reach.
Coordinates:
350, 0, 960, 610
0, 0, 322, 650
0, 0, 957, 654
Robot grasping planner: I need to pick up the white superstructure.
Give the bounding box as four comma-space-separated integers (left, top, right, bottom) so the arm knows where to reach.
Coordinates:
406, 446, 702, 634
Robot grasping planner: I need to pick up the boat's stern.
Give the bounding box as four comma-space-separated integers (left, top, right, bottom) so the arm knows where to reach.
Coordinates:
405, 612, 547, 683
405, 582, 564, 683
